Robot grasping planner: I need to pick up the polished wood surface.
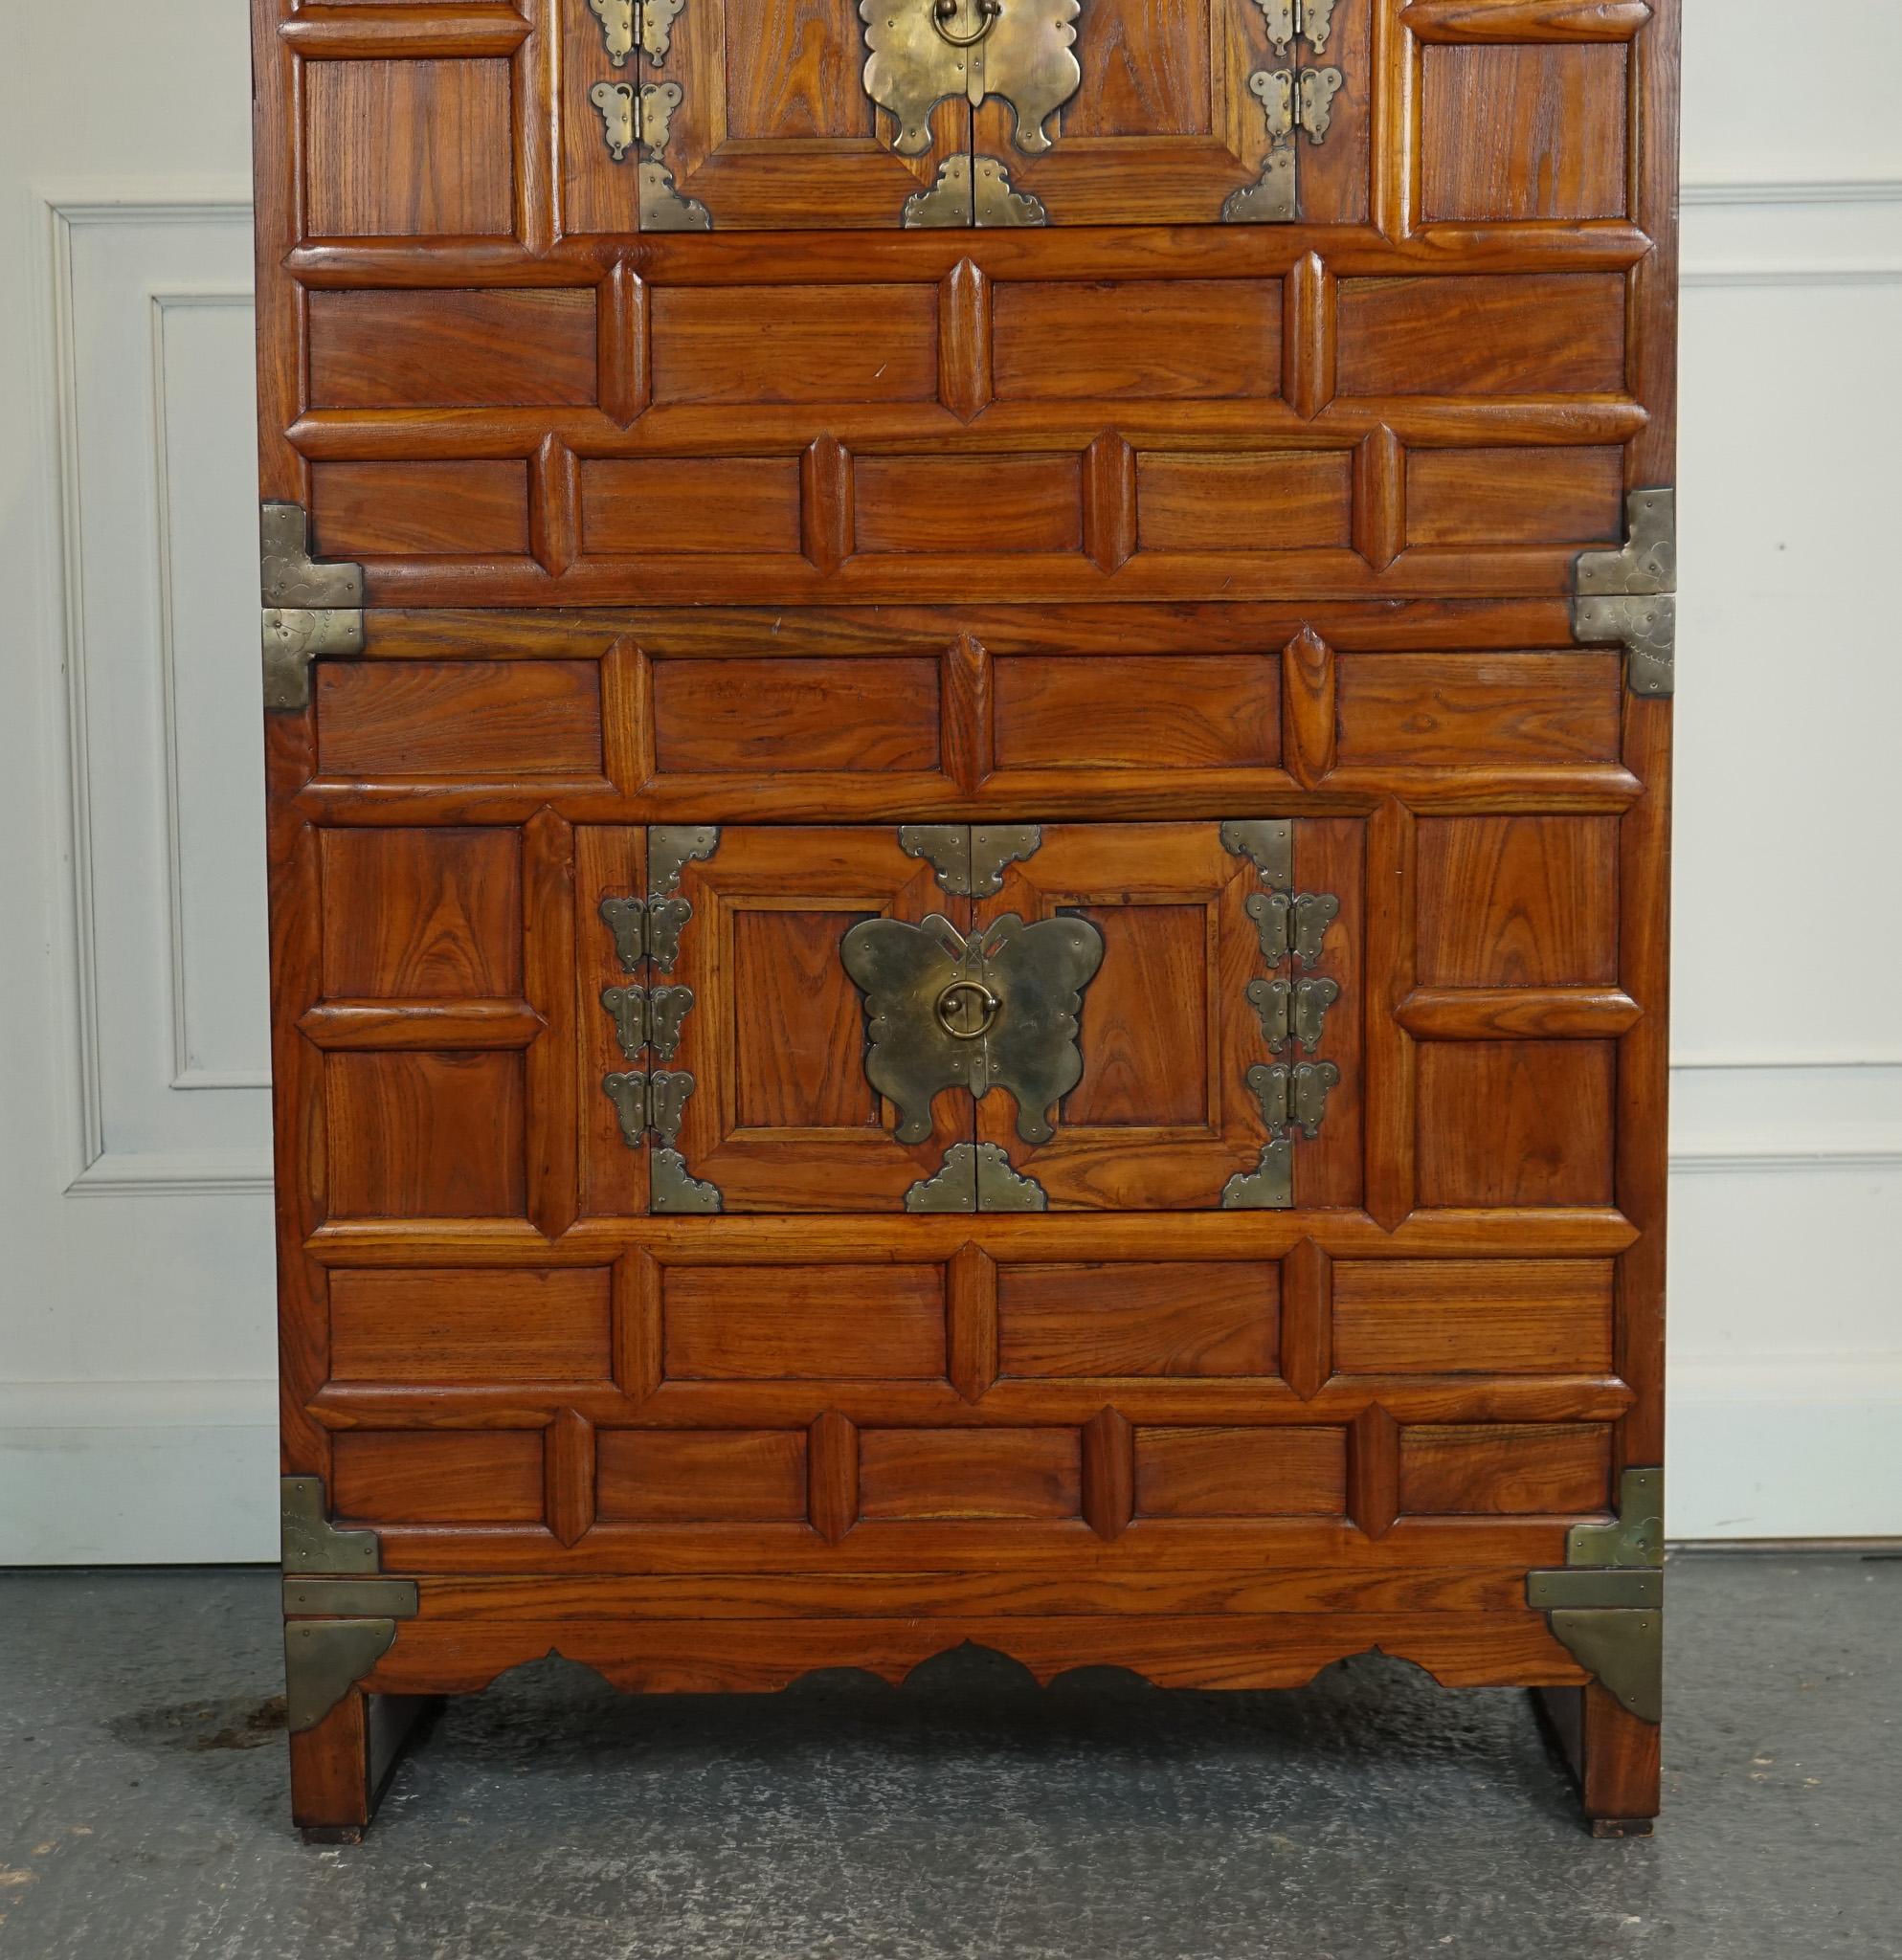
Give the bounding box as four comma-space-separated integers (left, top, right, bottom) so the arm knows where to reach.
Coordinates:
257, 0, 1676, 1832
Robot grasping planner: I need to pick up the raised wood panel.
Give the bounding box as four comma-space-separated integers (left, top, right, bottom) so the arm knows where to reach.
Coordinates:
1063, 903, 1210, 1127
328, 1269, 614, 1383
1335, 276, 1625, 396
992, 281, 1281, 400
1405, 448, 1625, 548
719, 0, 876, 138
1399, 1423, 1612, 1516
1332, 1261, 1615, 1375
1416, 817, 1620, 987
310, 460, 529, 557
314, 661, 604, 779
595, 1430, 809, 1523
1059, 0, 1214, 134
854, 456, 1084, 555
1416, 1043, 1616, 1208
1135, 1427, 1347, 1518
998, 1262, 1279, 1377
307, 290, 597, 407
581, 458, 803, 555
318, 828, 521, 998
662, 1265, 948, 1379
993, 656, 1280, 769
331, 1432, 545, 1524
858, 1429, 1082, 1521
1421, 44, 1629, 223
1333, 654, 1622, 767
731, 909, 881, 1128
650, 286, 939, 403
651, 657, 940, 773
1136, 452, 1353, 553
325, 1052, 526, 1218
302, 60, 514, 238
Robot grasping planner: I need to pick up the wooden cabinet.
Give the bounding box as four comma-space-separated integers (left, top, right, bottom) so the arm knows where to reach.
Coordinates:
256, 0, 1676, 1838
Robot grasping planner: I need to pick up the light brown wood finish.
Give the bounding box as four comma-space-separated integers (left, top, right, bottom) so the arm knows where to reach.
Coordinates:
259, 0, 1676, 1834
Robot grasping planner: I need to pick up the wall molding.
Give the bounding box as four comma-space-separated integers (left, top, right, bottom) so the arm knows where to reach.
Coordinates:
1680, 175, 1902, 286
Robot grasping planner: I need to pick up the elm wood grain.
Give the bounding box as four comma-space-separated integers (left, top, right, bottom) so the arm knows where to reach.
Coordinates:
1333, 651, 1622, 767
858, 1429, 1083, 1522
992, 654, 1280, 771
324, 1050, 527, 1218
1396, 986, 1642, 1040
299, 1000, 545, 1051
1400, 1, 1654, 40
992, 280, 1284, 401
328, 1268, 615, 1383
1416, 815, 1620, 987
618, 1251, 665, 1403
599, 261, 649, 426
315, 660, 605, 779
1534, 1682, 1663, 1829
1416, 1041, 1617, 1208
1331, 1258, 1615, 1375
1363, 800, 1419, 1231
808, 1412, 861, 1545
595, 1429, 811, 1523
1398, 1421, 1612, 1516
947, 1243, 1001, 1404
307, 289, 597, 409
938, 260, 993, 423
278, 10, 533, 60
331, 1429, 546, 1524
1279, 1238, 1333, 1401
1281, 629, 1336, 787
521, 807, 579, 1238
310, 459, 529, 558
730, 909, 882, 1129
649, 286, 940, 405
661, 1266, 949, 1381
580, 457, 804, 556
801, 434, 856, 574
855, 455, 1085, 556
1135, 1426, 1347, 1519
1136, 451, 1353, 553
650, 657, 942, 774
996, 1262, 1280, 1379
545, 1409, 596, 1547
1347, 1402, 1402, 1537
318, 827, 521, 999
1082, 1409, 1136, 1540
1405, 446, 1626, 547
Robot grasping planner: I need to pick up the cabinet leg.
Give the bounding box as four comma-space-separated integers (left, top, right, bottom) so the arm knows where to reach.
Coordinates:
290, 1689, 437, 1843
1533, 1683, 1661, 1835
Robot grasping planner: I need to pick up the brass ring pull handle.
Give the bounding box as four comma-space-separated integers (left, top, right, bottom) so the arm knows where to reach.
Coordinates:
934, 978, 1001, 1039
930, 0, 1002, 48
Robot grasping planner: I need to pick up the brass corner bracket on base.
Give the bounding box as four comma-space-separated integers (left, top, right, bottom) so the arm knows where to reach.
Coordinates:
260, 502, 363, 711
1574, 489, 1676, 698
280, 1478, 418, 1733
1527, 1467, 1664, 1724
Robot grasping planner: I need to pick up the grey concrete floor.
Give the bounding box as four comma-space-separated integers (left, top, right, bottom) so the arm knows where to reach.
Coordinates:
0, 1556, 1896, 1959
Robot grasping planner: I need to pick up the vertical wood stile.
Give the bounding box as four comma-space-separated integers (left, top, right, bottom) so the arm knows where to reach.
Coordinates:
942, 635, 996, 795
529, 435, 581, 576
513, 0, 558, 254
800, 434, 855, 573
947, 1242, 999, 1404
252, 3, 304, 501
598, 636, 655, 792
1283, 252, 1335, 420
1082, 1408, 1135, 1541
523, 808, 579, 1238
1280, 627, 1338, 789
1364, 799, 1418, 1230
1372, 3, 1418, 239
1082, 434, 1138, 574
808, 1411, 861, 1544
1626, 0, 1680, 487
574, 825, 648, 1219
545, 1408, 597, 1547
615, 1250, 664, 1403
1352, 427, 1406, 571
1347, 1402, 1401, 1538
1279, 1237, 1333, 1400
938, 258, 994, 423
598, 260, 650, 428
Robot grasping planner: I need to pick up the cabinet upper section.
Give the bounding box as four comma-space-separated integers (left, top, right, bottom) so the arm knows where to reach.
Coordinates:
254, 0, 1677, 605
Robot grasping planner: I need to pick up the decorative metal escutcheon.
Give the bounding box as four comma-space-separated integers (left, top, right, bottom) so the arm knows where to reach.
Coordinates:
861, 0, 1082, 157
841, 911, 1104, 1145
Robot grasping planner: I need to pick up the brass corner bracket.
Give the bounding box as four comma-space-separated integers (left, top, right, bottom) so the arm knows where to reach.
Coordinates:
900, 823, 1041, 898
905, 1140, 1047, 1212
260, 502, 363, 711
1574, 488, 1676, 698
280, 1477, 418, 1732
1527, 1466, 1664, 1724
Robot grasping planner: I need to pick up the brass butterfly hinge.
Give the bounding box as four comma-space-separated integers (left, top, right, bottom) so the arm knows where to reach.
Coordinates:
1224, 1, 1344, 224
259, 503, 362, 711
280, 1478, 418, 1732
1527, 1467, 1665, 1724
1574, 489, 1676, 698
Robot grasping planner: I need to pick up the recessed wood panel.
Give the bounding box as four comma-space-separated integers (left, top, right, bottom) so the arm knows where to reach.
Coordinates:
325, 1052, 526, 1218
719, 6, 871, 136
992, 281, 1281, 399
595, 1430, 809, 1522
329, 1269, 614, 1383
1334, 654, 1622, 767
1135, 1427, 1346, 1517
331, 1432, 544, 1524
1405, 447, 1625, 548
1332, 1261, 1615, 1375
1062, 904, 1210, 1127
1136, 452, 1352, 552
1399, 1423, 1612, 1515
1336, 276, 1625, 396
319, 828, 521, 998
1056, 0, 1213, 134
1416, 1044, 1615, 1208
859, 1429, 1082, 1520
308, 290, 597, 408
1417, 817, 1620, 987
854, 455, 1084, 554
662, 1265, 948, 1379
993, 656, 1280, 769
310, 461, 529, 558
303, 60, 514, 238
580, 458, 802, 554
1421, 45, 1629, 223
998, 1262, 1279, 1377
650, 286, 939, 402
315, 660, 604, 779
652, 657, 940, 773
731, 910, 880, 1128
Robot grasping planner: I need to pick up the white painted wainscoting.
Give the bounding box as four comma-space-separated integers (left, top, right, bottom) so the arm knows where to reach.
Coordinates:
1, 3, 1898, 1558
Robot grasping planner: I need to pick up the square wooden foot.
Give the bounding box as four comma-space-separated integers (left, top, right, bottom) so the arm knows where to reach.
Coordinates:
1533, 1682, 1661, 1833
290, 1688, 437, 1841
